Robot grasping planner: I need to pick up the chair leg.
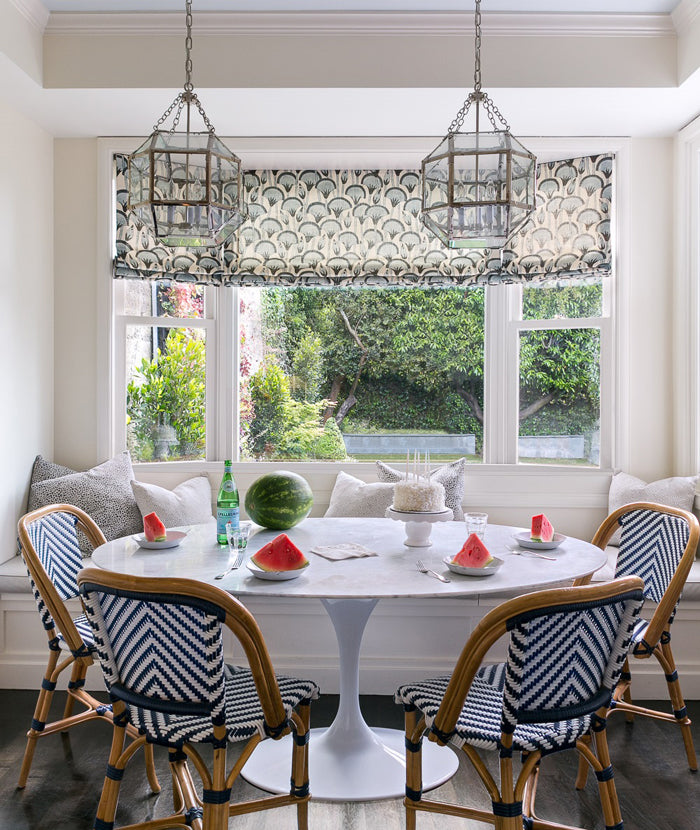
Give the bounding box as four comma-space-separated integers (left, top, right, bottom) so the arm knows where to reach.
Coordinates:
93, 722, 129, 830
17, 650, 63, 788
591, 721, 623, 830
203, 746, 230, 830
143, 743, 161, 794
574, 733, 592, 790
404, 707, 420, 830
292, 701, 311, 830
658, 640, 698, 772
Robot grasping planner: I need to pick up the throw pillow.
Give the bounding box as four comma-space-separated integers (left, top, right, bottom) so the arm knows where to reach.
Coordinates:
323, 471, 395, 518
376, 457, 466, 520
131, 476, 213, 528
608, 471, 699, 546
29, 452, 143, 553
27, 455, 78, 512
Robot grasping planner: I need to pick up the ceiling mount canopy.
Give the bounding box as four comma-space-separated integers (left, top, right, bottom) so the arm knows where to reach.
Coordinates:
126, 0, 245, 248
421, 0, 537, 250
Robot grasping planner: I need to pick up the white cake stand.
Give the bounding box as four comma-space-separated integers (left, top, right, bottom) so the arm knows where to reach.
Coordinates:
385, 506, 454, 547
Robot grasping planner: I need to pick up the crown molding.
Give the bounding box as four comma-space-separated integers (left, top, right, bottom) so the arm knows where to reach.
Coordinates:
672, 0, 700, 31
44, 10, 674, 39
8, 0, 50, 31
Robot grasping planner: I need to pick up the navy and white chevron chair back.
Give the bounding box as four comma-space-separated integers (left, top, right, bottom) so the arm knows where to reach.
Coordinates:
81, 587, 227, 722
616, 509, 690, 604
501, 591, 642, 732
24, 512, 82, 630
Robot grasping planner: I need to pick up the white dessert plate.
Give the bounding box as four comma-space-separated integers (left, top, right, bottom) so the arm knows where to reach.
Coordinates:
513, 532, 566, 551
134, 530, 188, 550
443, 555, 503, 577
246, 559, 310, 581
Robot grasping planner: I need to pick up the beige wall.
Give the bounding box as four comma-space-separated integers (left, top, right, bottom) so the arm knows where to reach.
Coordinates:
0, 104, 53, 564
625, 138, 676, 481
53, 140, 99, 471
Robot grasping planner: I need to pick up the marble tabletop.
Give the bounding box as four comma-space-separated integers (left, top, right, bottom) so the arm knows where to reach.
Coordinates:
91, 517, 607, 599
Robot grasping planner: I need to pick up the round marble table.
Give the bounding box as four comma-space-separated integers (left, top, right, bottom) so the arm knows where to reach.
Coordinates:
92, 518, 606, 802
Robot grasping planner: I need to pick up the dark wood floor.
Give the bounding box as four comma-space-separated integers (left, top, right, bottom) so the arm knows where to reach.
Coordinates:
1, 689, 699, 829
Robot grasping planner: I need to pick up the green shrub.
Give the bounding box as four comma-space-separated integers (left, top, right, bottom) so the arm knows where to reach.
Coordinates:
126, 328, 206, 460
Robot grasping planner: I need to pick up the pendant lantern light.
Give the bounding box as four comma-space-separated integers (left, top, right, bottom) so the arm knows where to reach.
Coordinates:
421, 0, 536, 249
126, 0, 245, 247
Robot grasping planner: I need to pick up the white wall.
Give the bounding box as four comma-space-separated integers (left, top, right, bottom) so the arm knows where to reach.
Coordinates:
0, 103, 54, 565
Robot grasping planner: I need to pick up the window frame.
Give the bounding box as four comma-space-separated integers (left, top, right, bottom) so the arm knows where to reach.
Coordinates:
98, 136, 629, 476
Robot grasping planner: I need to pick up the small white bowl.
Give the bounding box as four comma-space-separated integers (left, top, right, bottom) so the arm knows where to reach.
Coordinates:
513, 532, 566, 551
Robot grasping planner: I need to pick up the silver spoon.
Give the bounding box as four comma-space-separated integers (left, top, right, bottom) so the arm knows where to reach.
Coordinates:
416, 560, 451, 583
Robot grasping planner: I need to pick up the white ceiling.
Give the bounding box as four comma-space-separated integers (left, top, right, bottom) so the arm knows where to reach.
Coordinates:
3, 0, 699, 140
41, 2, 681, 12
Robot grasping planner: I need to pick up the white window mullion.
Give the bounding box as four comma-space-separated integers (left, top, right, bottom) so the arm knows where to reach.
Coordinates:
113, 316, 127, 456
214, 286, 236, 462
484, 283, 518, 464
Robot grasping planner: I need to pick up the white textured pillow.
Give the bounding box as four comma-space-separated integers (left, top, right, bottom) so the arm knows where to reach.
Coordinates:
323, 471, 395, 518
608, 471, 699, 546
29, 452, 143, 552
376, 458, 466, 520
131, 476, 213, 528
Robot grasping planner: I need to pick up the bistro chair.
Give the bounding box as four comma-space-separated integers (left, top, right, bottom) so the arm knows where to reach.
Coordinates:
395, 577, 645, 830
77, 567, 320, 830
576, 502, 699, 788
17, 504, 159, 792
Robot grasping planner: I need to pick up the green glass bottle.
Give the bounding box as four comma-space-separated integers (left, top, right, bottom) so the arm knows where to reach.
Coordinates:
216, 459, 239, 544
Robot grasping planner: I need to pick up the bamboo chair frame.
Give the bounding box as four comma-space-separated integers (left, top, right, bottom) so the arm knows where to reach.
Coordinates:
77, 568, 313, 830
16, 504, 159, 792
575, 501, 699, 788
402, 577, 644, 830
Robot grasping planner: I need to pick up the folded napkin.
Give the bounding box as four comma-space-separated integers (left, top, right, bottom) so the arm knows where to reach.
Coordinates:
310, 543, 378, 561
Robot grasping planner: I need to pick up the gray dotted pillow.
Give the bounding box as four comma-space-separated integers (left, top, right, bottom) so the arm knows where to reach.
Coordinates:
376, 458, 466, 520
28, 452, 143, 554
27, 455, 77, 512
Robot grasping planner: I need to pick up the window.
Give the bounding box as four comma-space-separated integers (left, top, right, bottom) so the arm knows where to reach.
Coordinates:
113, 278, 610, 467
105, 137, 620, 472
114, 280, 215, 462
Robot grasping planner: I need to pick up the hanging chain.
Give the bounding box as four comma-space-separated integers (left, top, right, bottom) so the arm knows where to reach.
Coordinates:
184, 0, 193, 93
447, 0, 510, 135
473, 0, 481, 93
151, 0, 217, 134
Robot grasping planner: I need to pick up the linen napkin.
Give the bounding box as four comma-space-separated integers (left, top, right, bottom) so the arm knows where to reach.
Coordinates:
310, 543, 378, 561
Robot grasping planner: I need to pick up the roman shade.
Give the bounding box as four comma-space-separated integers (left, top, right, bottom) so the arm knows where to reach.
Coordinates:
114, 154, 612, 287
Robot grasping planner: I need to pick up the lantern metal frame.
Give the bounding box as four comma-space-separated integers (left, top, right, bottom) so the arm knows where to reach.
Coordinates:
126, 0, 245, 248
421, 0, 537, 250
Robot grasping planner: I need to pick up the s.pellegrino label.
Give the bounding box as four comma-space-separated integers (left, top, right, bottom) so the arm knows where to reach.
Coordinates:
216, 459, 239, 544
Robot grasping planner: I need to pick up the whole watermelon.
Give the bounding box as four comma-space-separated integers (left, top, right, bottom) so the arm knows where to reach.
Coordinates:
245, 471, 313, 530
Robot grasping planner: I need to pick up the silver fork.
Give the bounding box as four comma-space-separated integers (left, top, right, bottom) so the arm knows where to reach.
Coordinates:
215, 548, 244, 579
416, 560, 451, 583
507, 546, 557, 562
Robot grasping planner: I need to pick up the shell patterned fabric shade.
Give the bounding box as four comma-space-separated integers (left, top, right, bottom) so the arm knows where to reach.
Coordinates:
114, 154, 612, 287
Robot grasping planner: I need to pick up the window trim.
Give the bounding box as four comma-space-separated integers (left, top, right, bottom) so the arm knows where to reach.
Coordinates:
97, 136, 630, 476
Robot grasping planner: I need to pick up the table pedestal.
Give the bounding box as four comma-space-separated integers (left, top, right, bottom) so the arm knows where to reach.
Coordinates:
242, 597, 458, 801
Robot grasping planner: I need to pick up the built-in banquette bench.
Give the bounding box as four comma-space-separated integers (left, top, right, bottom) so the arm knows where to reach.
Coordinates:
1, 462, 699, 698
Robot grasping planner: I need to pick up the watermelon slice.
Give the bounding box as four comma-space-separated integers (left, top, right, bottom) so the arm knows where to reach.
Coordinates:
452, 534, 494, 568
251, 533, 309, 572
531, 514, 554, 543
143, 512, 167, 542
